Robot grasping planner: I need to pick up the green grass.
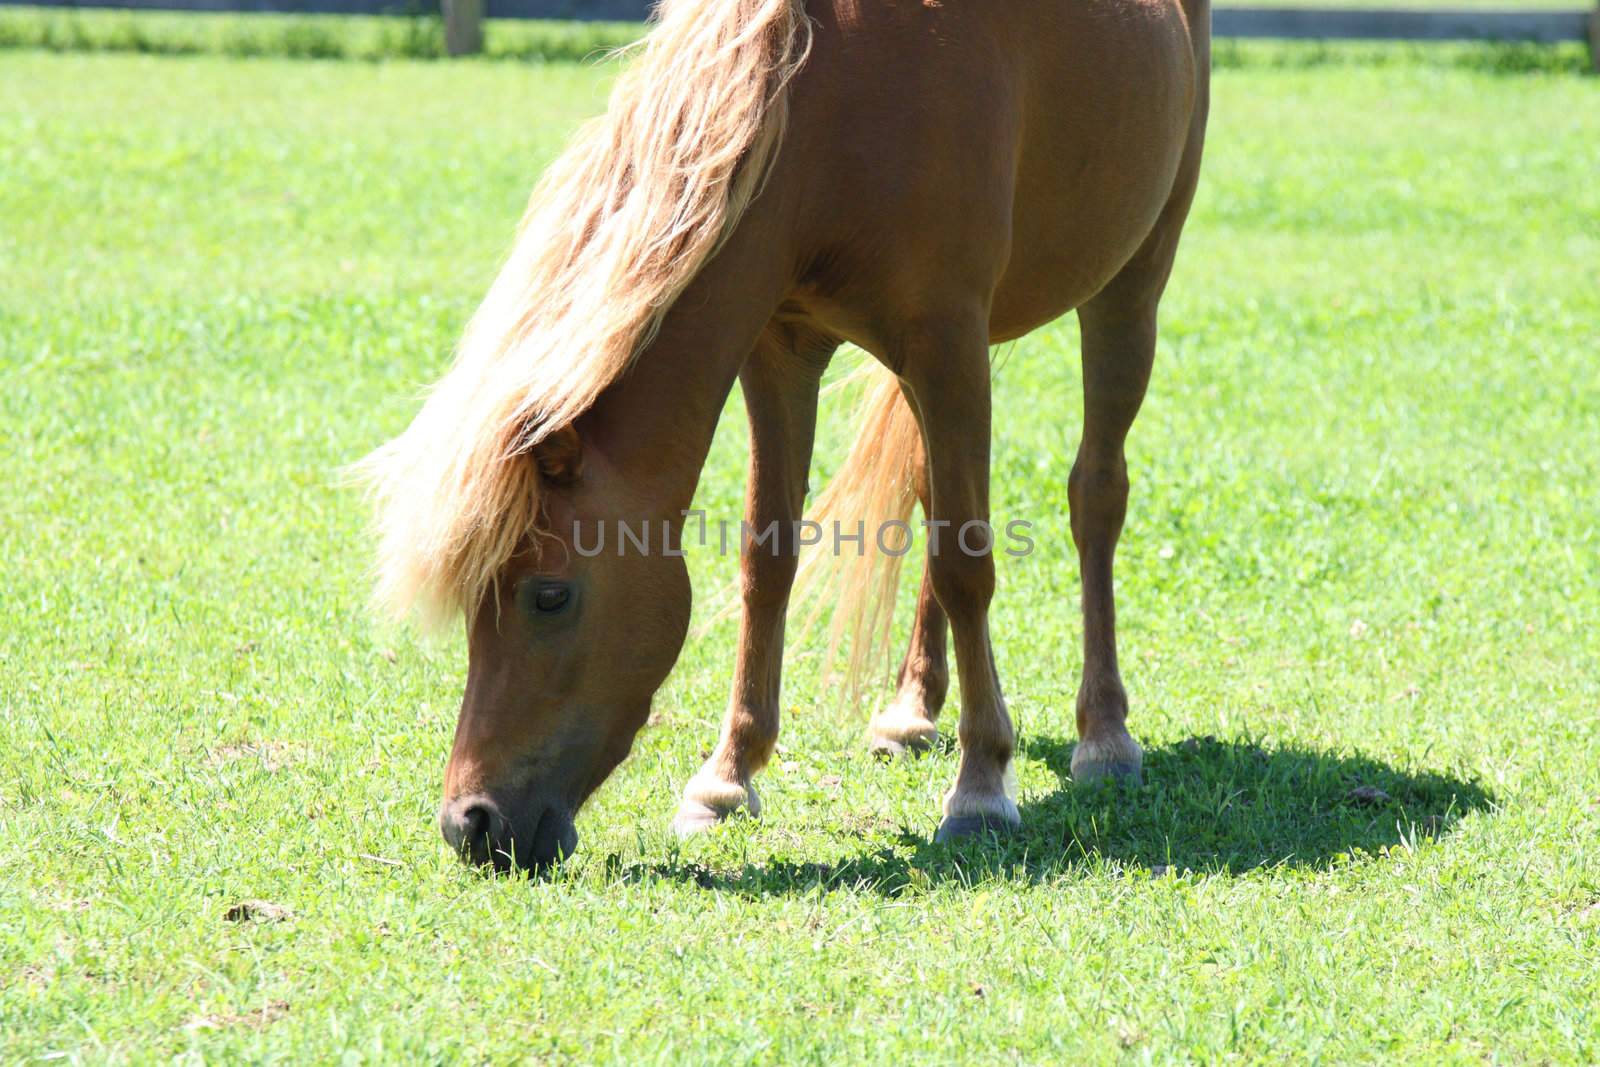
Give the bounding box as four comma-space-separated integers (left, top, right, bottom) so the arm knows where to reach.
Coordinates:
3, 47, 1598, 1063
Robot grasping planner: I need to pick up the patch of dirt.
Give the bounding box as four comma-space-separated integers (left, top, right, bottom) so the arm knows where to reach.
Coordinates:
184, 1000, 289, 1032
1567, 898, 1600, 923
223, 900, 291, 924
1116, 1019, 1149, 1048
17, 963, 55, 989
1344, 785, 1392, 806
206, 741, 295, 772
837, 811, 897, 836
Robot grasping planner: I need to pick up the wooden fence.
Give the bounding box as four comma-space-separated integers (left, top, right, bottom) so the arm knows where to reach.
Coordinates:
7, 0, 1599, 67
1218, 5, 1594, 46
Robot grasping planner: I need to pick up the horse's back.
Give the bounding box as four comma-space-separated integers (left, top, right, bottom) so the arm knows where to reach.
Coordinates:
779, 0, 1205, 350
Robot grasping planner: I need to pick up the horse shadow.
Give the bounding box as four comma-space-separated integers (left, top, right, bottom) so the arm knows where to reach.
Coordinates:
621, 734, 1494, 896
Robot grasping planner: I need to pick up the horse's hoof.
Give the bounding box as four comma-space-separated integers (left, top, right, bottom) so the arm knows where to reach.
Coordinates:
1070, 734, 1144, 787
868, 733, 935, 759
671, 776, 758, 837
867, 709, 939, 758
934, 812, 1021, 843
671, 802, 725, 837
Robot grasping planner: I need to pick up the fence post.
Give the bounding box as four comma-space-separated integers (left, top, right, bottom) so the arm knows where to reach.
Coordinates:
443, 0, 483, 56
1589, 0, 1599, 73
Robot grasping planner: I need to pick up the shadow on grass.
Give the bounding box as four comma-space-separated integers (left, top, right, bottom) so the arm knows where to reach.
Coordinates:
622, 735, 1494, 896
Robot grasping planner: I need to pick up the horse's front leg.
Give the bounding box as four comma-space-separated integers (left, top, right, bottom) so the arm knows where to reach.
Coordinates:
673, 335, 828, 835
898, 313, 1020, 841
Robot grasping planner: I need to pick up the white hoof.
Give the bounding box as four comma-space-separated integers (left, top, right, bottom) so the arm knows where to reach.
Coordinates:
671, 774, 759, 837
867, 705, 939, 757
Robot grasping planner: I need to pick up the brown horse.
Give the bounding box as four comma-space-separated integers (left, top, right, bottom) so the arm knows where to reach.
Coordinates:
362, 0, 1210, 869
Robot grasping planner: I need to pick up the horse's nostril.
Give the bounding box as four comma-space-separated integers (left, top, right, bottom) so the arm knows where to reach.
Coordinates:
440, 796, 576, 871
458, 805, 489, 852
440, 797, 497, 863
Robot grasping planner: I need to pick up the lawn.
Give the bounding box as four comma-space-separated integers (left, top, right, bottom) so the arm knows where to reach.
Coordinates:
2, 44, 1598, 1064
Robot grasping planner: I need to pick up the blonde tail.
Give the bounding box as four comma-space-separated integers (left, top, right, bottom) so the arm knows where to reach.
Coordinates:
792, 366, 925, 699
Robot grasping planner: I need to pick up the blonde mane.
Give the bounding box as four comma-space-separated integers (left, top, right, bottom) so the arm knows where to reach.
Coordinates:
358, 0, 812, 622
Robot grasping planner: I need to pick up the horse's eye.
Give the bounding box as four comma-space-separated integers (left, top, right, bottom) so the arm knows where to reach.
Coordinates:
533, 584, 569, 613
518, 579, 576, 622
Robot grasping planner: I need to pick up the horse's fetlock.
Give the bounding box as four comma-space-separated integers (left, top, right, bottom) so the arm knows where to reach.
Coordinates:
1076, 672, 1130, 719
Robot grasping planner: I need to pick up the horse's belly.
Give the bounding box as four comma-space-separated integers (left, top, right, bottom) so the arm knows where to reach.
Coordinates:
989, 243, 1135, 343
988, 205, 1165, 342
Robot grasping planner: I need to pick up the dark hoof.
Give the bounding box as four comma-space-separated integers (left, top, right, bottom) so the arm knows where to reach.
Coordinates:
868, 732, 936, 760
1070, 735, 1144, 787
1072, 762, 1144, 788
934, 813, 1021, 843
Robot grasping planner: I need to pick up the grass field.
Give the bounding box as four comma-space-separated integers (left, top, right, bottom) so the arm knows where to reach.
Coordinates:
2, 44, 1598, 1063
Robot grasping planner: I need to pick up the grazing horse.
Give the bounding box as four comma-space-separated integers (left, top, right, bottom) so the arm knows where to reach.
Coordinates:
362, 0, 1210, 869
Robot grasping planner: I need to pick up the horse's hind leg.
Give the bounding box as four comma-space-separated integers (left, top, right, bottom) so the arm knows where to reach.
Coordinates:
1068, 58, 1206, 785
674, 332, 831, 835
868, 498, 949, 756
1065, 297, 1159, 784
897, 312, 1020, 840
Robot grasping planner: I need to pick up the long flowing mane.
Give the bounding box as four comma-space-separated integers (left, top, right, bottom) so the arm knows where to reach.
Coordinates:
358, 0, 811, 622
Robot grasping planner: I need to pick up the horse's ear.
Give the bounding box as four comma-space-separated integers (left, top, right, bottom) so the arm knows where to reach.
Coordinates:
533, 425, 582, 486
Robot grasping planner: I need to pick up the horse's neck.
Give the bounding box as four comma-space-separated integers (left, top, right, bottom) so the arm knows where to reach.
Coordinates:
581, 230, 791, 520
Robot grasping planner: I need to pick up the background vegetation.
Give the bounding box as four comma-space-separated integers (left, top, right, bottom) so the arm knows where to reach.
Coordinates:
1, 33, 1597, 1064
0, 4, 1594, 72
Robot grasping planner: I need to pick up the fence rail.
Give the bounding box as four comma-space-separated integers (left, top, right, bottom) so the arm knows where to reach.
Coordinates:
5, 0, 1598, 67
4, 0, 655, 16
1215, 6, 1592, 42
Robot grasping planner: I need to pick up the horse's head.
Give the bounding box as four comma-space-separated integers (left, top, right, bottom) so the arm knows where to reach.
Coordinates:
436, 426, 692, 871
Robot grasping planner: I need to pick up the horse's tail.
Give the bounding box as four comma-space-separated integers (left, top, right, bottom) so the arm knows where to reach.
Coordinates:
792, 365, 924, 700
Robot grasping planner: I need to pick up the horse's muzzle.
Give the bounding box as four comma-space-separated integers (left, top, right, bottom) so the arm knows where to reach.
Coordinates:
439, 794, 577, 873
